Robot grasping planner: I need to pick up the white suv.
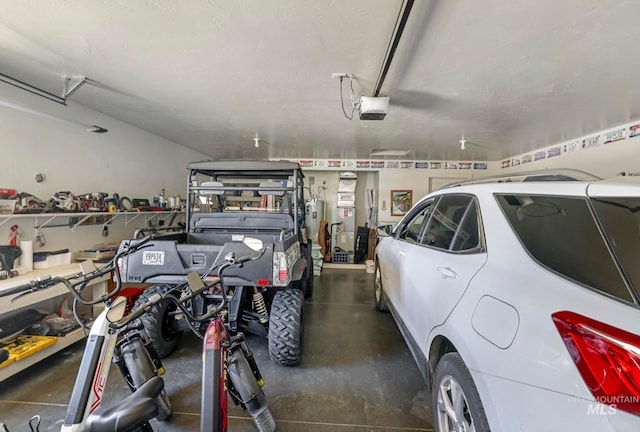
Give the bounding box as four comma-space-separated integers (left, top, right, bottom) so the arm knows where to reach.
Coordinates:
374, 170, 640, 431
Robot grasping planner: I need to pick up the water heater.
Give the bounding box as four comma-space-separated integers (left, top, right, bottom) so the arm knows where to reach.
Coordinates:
305, 199, 325, 242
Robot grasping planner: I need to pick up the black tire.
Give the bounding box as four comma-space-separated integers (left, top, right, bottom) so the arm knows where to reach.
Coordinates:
227, 346, 276, 431
268, 288, 304, 366
124, 342, 172, 422
118, 335, 171, 421
373, 260, 389, 312
134, 285, 183, 359
432, 353, 490, 432
300, 240, 314, 299
154, 387, 172, 422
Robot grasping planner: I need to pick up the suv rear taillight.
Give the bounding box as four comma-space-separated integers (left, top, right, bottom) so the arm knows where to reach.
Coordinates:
552, 311, 640, 416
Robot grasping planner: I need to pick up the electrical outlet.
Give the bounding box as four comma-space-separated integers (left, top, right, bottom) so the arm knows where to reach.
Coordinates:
331, 73, 347, 79
309, 176, 315, 185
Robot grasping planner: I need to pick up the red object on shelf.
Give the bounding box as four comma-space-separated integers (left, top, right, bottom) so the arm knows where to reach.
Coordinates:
0, 189, 17, 198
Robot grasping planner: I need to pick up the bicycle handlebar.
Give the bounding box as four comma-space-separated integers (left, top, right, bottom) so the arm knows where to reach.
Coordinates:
129, 247, 263, 336
0, 237, 155, 304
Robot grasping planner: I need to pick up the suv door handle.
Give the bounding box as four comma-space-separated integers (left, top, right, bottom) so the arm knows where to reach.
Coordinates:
437, 266, 457, 279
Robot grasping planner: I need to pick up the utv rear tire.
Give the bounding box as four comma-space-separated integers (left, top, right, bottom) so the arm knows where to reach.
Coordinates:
300, 240, 314, 298
134, 285, 183, 359
268, 288, 304, 366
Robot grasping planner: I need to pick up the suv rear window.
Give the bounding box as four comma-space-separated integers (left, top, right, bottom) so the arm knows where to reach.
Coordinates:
496, 194, 635, 303
591, 197, 640, 299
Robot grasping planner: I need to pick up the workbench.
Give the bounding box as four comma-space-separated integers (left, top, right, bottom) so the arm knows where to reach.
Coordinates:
0, 262, 108, 382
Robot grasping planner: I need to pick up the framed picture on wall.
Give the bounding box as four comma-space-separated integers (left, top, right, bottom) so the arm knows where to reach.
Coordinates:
391, 190, 412, 216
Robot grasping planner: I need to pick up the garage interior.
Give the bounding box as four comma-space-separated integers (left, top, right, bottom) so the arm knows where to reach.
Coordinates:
0, 1, 639, 431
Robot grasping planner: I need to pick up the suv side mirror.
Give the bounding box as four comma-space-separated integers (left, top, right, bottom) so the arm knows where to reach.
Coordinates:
376, 224, 393, 237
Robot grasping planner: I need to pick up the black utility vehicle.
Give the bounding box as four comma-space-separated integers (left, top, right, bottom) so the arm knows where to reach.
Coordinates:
117, 160, 313, 366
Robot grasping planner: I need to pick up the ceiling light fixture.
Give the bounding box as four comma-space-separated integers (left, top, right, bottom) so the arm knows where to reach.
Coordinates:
88, 125, 108, 134
458, 134, 489, 151
370, 149, 412, 157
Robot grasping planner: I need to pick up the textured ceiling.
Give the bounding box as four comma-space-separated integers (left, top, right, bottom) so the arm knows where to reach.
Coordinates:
0, 0, 639, 162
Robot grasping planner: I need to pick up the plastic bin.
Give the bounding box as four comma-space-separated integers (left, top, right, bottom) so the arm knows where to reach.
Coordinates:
365, 260, 375, 273
331, 251, 349, 264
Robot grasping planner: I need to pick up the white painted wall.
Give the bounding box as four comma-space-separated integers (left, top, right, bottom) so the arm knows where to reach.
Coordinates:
0, 82, 207, 254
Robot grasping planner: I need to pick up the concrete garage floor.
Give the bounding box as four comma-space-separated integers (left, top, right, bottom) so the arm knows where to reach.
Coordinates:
0, 268, 433, 431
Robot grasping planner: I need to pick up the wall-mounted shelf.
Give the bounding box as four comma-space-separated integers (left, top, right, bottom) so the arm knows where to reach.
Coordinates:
0, 263, 108, 382
0, 211, 185, 231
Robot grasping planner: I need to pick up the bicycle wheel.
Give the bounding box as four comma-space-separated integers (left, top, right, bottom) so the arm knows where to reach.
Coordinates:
118, 334, 172, 422
227, 346, 276, 432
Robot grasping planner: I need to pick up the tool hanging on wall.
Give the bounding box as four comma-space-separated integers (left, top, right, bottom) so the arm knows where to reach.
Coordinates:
8, 225, 22, 246
35, 228, 45, 248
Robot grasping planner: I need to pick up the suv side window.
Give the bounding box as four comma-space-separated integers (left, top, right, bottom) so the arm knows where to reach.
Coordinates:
397, 201, 434, 244
451, 201, 480, 251
496, 194, 634, 303
422, 195, 478, 251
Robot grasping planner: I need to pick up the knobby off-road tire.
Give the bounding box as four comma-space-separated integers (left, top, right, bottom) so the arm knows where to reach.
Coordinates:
432, 353, 490, 432
268, 288, 304, 366
134, 284, 183, 359
300, 240, 315, 299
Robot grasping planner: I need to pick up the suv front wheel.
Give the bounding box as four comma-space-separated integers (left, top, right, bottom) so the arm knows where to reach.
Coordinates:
374, 260, 389, 312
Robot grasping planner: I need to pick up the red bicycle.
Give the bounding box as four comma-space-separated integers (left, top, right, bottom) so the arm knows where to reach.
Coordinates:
158, 237, 276, 431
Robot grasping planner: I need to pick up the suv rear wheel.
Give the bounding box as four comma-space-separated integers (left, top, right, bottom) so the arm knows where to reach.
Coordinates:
432, 353, 490, 432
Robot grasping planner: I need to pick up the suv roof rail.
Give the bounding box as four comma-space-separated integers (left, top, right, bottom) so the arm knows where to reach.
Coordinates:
442, 168, 601, 189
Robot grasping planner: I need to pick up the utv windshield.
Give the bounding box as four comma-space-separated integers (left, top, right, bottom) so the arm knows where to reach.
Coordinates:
189, 173, 294, 214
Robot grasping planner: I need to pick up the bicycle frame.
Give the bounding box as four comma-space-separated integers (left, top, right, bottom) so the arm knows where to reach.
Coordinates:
60, 261, 169, 432
201, 315, 229, 432
62, 296, 127, 431
182, 250, 275, 432
0, 238, 169, 432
